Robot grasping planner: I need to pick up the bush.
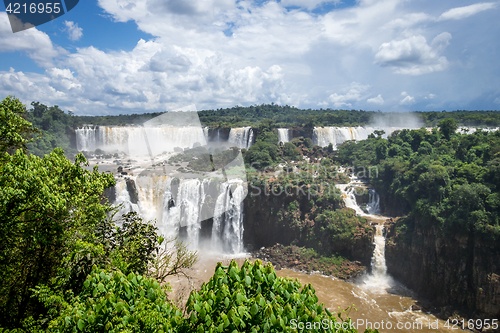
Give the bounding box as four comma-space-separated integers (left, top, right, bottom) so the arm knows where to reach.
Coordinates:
45, 268, 182, 333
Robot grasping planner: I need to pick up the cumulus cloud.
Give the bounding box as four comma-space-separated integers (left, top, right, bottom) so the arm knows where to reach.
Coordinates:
0, 15, 66, 67
400, 91, 415, 105
367, 94, 384, 105
326, 82, 371, 108
280, 0, 341, 11
439, 2, 497, 21
374, 32, 452, 75
63, 21, 83, 41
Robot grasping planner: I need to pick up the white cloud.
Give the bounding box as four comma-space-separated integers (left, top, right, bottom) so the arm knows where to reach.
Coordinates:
439, 2, 497, 21
0, 15, 66, 67
374, 32, 452, 75
1, 0, 499, 113
367, 94, 384, 105
326, 82, 371, 108
400, 91, 415, 105
63, 21, 83, 41
280, 0, 341, 11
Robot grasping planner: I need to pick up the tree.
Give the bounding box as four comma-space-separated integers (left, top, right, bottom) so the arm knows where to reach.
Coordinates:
0, 96, 38, 155
0, 148, 115, 326
438, 118, 458, 140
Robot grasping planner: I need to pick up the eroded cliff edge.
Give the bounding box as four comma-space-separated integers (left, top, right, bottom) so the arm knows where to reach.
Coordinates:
385, 216, 500, 320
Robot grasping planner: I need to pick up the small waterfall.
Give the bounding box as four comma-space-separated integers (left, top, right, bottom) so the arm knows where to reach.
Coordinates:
366, 189, 380, 215
277, 128, 290, 144
228, 127, 254, 149
338, 179, 393, 291
337, 184, 366, 215
371, 224, 387, 278
363, 223, 393, 292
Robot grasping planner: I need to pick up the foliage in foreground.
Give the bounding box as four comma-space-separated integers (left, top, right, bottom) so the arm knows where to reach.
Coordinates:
185, 259, 371, 333
43, 269, 182, 333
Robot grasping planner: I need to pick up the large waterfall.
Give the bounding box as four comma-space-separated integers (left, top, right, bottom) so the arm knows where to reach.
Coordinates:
76, 126, 254, 153
75, 125, 207, 155
312, 127, 393, 148
113, 175, 247, 254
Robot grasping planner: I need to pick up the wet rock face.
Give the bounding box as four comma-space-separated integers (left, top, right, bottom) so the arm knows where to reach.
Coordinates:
242, 189, 374, 266
125, 178, 139, 204
385, 217, 500, 320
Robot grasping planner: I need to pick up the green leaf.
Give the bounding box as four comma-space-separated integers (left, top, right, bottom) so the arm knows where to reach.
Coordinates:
77, 319, 85, 331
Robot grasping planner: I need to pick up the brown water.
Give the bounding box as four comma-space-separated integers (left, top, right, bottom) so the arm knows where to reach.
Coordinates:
165, 252, 456, 333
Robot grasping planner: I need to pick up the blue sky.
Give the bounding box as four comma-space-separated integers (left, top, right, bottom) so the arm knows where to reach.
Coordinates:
0, 0, 499, 115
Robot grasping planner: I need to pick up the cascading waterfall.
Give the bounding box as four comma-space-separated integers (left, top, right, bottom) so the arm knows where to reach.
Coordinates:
337, 180, 392, 290
228, 127, 254, 149
113, 175, 246, 253
366, 188, 380, 214
277, 128, 290, 144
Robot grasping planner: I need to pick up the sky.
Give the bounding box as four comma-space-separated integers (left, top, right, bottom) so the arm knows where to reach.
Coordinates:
0, 0, 499, 115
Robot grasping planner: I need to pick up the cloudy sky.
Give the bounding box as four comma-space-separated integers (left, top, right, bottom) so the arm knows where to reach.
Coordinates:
0, 0, 499, 115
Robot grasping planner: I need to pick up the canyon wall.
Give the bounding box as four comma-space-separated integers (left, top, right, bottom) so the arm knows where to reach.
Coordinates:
385, 217, 500, 319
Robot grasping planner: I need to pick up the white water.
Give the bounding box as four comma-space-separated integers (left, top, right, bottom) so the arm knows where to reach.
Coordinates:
76, 125, 207, 156
313, 126, 404, 148
211, 179, 246, 253
336, 179, 393, 291
114, 175, 246, 253
336, 181, 380, 216
228, 127, 254, 149
277, 128, 290, 144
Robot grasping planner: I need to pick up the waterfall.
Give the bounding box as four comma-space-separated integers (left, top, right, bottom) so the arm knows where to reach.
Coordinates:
113, 177, 141, 220
211, 179, 246, 254
228, 127, 254, 149
371, 224, 388, 279
277, 128, 290, 144
362, 223, 393, 292
112, 175, 245, 254
312, 126, 403, 148
75, 125, 207, 155
366, 189, 380, 215
336, 183, 381, 216
337, 179, 393, 291
76, 125, 98, 151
